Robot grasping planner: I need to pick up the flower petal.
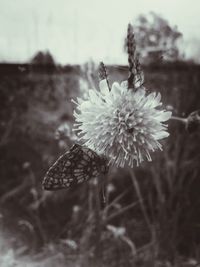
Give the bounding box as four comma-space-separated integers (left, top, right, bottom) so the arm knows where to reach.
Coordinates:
99, 79, 110, 95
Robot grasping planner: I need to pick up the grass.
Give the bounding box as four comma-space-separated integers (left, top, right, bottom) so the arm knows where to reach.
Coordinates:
0, 63, 200, 266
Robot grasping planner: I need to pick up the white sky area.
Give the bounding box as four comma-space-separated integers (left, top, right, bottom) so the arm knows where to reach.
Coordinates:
0, 0, 200, 64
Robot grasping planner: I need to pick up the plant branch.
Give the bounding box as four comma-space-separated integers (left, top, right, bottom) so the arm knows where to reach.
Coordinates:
170, 116, 187, 123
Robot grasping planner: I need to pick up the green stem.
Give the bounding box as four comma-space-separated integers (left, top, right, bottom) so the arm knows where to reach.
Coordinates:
170, 116, 187, 123
129, 169, 152, 233
93, 177, 102, 267
105, 201, 140, 222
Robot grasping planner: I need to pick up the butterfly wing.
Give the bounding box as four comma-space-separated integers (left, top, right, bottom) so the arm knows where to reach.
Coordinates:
42, 144, 107, 190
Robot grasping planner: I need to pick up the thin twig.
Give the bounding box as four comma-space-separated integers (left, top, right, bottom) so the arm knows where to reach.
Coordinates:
121, 236, 137, 257
129, 169, 152, 233
103, 188, 131, 214
105, 201, 140, 222
93, 177, 102, 267
170, 116, 187, 123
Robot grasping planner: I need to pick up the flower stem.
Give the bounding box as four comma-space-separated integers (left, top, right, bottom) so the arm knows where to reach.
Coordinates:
170, 116, 187, 124
129, 169, 152, 233
93, 177, 102, 267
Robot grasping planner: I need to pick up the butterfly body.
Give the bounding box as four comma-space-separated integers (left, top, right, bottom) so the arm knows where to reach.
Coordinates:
42, 144, 108, 190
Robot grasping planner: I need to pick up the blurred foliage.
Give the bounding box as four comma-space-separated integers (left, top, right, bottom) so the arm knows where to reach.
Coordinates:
0, 62, 200, 266
31, 51, 56, 66
125, 12, 183, 64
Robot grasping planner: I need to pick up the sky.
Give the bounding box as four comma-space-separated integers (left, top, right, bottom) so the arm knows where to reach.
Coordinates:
0, 0, 200, 64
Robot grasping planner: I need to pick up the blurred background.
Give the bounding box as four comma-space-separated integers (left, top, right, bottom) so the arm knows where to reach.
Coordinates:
0, 0, 200, 266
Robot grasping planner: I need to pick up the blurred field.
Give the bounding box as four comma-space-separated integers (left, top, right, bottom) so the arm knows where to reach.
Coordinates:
0, 63, 200, 267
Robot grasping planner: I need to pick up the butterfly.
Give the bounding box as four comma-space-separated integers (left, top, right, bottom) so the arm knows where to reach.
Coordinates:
42, 144, 108, 190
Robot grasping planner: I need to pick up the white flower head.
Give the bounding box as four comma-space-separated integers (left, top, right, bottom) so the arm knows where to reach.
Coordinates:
73, 80, 171, 168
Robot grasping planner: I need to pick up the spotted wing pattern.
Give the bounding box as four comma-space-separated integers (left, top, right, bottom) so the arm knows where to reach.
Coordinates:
42, 144, 108, 190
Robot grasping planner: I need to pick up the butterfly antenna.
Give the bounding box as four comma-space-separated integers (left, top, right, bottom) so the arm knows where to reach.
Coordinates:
98, 61, 111, 91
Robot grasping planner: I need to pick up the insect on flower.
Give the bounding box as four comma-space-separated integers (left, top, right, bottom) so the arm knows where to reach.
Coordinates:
73, 79, 172, 168
42, 144, 108, 190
